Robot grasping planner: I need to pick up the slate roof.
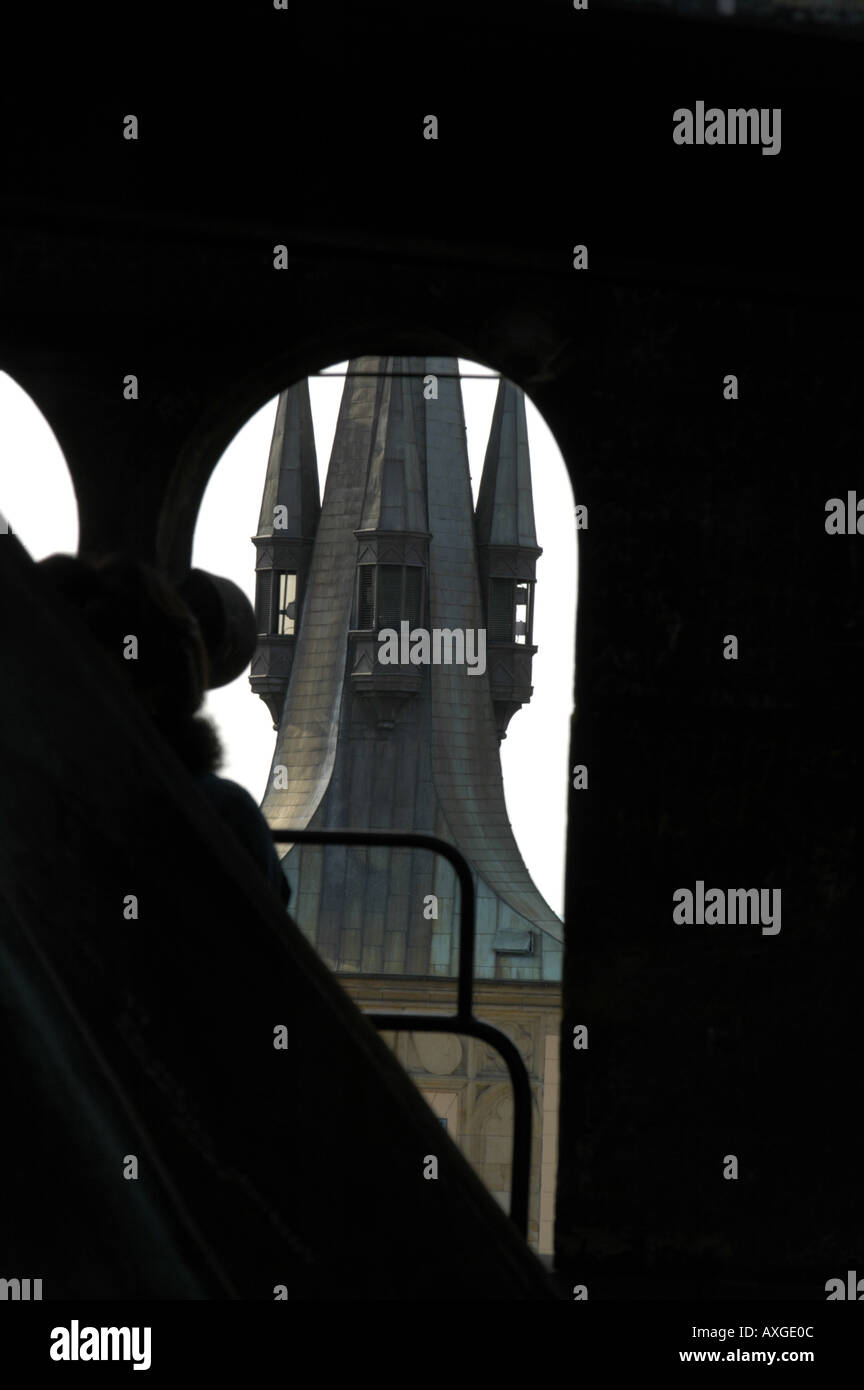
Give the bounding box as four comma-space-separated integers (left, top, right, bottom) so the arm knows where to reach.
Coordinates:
359, 361, 428, 533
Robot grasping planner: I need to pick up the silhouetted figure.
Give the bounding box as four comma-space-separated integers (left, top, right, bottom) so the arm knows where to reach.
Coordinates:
39, 552, 290, 907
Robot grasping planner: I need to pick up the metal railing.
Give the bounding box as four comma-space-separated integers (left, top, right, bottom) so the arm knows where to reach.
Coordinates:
271, 828, 532, 1238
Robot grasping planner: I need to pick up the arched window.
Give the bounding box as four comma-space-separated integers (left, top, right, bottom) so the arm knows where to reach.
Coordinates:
190, 356, 578, 1259
0, 372, 78, 558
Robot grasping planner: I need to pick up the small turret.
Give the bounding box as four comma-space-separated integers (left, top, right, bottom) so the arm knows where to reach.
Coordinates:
249, 381, 320, 727
348, 357, 431, 730
474, 379, 542, 739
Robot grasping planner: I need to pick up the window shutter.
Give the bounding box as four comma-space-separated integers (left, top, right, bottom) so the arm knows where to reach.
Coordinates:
357, 566, 375, 629
378, 565, 402, 630
488, 578, 514, 642
404, 566, 423, 627
256, 571, 275, 634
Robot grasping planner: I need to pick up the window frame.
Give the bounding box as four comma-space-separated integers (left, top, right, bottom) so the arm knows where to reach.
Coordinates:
354, 563, 425, 632
488, 576, 535, 645
273, 570, 299, 636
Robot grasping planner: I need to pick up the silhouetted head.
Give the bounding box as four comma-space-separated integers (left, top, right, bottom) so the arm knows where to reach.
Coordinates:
39, 552, 223, 774
177, 568, 257, 690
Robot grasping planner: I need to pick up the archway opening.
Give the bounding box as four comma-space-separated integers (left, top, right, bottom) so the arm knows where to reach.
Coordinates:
192, 353, 578, 1256
192, 358, 577, 916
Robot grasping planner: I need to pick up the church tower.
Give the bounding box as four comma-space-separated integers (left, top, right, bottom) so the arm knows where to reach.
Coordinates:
252, 356, 563, 1253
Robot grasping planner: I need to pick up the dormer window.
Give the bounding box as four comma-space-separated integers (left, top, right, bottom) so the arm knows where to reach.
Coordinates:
514, 581, 532, 645
488, 577, 534, 645
256, 570, 299, 636
354, 563, 424, 631
275, 572, 298, 635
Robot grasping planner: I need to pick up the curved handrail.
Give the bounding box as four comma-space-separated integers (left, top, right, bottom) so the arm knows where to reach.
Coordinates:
271, 827, 531, 1238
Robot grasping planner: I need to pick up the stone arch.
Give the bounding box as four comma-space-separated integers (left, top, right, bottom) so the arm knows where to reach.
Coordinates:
154, 325, 583, 586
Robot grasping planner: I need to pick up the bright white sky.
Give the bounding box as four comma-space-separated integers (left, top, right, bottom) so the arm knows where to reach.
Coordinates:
0, 359, 576, 915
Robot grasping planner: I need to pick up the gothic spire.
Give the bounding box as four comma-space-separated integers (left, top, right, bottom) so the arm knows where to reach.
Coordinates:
358, 357, 428, 534
475, 378, 538, 549
256, 380, 320, 539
